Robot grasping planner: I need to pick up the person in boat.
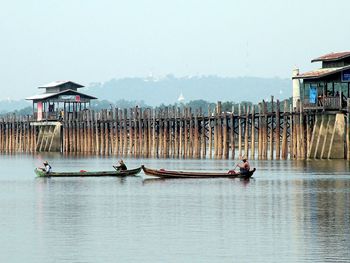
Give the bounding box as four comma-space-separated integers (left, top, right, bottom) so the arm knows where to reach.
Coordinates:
237, 158, 250, 174
115, 159, 127, 171
41, 161, 52, 174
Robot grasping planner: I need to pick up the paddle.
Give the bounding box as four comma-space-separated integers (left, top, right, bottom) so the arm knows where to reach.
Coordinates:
112, 165, 121, 171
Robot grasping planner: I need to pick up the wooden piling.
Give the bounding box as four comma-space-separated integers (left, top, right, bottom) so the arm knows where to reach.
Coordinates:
201, 109, 206, 158
291, 104, 297, 159
179, 110, 183, 158
244, 105, 249, 158
263, 101, 268, 159
217, 103, 222, 159
269, 96, 274, 160
258, 103, 262, 159
208, 107, 213, 159
299, 101, 305, 159
163, 108, 169, 158
230, 108, 235, 159
123, 109, 128, 157
251, 105, 255, 159
194, 111, 199, 158
238, 104, 242, 158
281, 100, 288, 159
147, 109, 152, 158
184, 108, 188, 158
223, 111, 229, 159
275, 100, 280, 159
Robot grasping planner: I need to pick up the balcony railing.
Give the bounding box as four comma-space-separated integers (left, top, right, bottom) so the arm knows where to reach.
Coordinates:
303, 95, 345, 111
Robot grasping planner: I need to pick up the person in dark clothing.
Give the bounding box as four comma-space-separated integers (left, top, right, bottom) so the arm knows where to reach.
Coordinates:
114, 159, 127, 171
41, 161, 52, 174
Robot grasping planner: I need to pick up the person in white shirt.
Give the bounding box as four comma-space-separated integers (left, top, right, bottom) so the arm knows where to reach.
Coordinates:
43, 161, 52, 174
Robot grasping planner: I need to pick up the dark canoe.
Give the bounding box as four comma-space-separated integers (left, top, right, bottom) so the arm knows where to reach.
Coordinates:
35, 167, 142, 177
141, 165, 255, 179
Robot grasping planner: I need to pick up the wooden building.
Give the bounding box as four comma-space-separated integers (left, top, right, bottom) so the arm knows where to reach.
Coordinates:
293, 51, 350, 111
293, 51, 350, 159
26, 81, 97, 121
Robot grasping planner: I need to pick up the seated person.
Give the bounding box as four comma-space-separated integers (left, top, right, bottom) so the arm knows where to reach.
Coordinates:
114, 160, 127, 171
41, 161, 52, 174
317, 95, 323, 105
237, 158, 250, 173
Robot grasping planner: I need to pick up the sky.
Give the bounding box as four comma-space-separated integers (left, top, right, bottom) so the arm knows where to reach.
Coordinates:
0, 0, 349, 100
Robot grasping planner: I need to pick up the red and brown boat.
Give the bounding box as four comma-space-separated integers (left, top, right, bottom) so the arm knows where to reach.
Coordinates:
141, 165, 255, 179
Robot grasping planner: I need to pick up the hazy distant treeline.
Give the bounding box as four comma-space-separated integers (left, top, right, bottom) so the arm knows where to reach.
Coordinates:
0, 98, 291, 117
92, 99, 255, 115
0, 75, 291, 116
88, 75, 291, 106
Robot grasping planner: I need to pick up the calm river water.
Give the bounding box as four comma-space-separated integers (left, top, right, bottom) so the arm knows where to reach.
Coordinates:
0, 154, 349, 263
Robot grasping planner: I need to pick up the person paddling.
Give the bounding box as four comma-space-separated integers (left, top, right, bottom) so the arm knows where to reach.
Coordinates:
41, 161, 52, 174
236, 158, 250, 174
114, 159, 127, 171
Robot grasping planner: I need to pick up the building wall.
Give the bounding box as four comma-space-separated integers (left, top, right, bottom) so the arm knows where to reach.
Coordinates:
58, 83, 78, 92
322, 57, 350, 68
46, 87, 60, 93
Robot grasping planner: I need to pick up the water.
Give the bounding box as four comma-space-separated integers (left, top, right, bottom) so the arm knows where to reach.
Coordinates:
0, 154, 350, 263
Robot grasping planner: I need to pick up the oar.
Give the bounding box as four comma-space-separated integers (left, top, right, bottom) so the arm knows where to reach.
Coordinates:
112, 165, 120, 171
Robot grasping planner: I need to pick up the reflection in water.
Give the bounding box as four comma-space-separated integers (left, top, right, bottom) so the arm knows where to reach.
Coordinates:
141, 177, 254, 185
299, 178, 350, 261
0, 154, 349, 262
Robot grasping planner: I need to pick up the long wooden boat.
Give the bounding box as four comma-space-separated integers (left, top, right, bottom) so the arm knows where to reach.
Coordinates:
35, 167, 142, 177
141, 165, 255, 179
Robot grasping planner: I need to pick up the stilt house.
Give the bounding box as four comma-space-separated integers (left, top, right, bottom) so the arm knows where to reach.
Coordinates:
26, 81, 97, 121
293, 51, 350, 111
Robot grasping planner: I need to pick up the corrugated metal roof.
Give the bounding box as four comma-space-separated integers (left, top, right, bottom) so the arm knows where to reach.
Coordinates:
292, 65, 350, 79
311, 51, 350, 62
38, 80, 84, 89
26, 89, 97, 101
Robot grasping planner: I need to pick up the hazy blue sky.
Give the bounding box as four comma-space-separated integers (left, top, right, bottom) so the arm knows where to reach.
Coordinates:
0, 0, 349, 99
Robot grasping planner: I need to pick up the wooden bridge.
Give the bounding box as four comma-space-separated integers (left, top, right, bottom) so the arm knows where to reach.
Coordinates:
1, 97, 350, 160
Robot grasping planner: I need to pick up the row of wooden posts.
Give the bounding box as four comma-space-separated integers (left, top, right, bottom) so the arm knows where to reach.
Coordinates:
0, 116, 37, 153
0, 97, 322, 160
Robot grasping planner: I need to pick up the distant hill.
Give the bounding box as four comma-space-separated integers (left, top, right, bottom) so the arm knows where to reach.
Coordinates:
86, 75, 291, 106
0, 99, 31, 114
0, 76, 292, 113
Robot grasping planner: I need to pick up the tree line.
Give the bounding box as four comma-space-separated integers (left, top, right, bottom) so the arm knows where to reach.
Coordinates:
1, 98, 292, 117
